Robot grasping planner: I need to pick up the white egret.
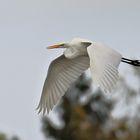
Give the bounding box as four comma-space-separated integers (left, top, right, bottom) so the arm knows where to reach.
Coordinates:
37, 38, 140, 114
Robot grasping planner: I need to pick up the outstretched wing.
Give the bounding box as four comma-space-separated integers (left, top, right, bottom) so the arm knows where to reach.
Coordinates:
87, 42, 122, 93
37, 55, 89, 114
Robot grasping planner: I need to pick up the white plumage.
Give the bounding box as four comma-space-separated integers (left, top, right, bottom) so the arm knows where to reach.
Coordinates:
87, 42, 122, 93
37, 55, 89, 114
37, 38, 122, 114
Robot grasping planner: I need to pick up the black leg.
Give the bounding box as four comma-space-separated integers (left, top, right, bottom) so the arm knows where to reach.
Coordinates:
121, 57, 140, 66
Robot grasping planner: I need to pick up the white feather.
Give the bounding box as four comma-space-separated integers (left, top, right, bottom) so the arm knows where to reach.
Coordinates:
37, 55, 89, 114
37, 38, 123, 114
87, 42, 122, 93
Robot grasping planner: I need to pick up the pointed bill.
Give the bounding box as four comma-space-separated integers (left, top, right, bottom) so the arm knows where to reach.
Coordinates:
47, 43, 65, 49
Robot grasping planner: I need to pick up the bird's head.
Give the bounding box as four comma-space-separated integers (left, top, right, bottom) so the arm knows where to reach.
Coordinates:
47, 38, 92, 49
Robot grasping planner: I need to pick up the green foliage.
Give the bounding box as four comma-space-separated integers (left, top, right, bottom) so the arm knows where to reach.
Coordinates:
0, 133, 7, 140
0, 133, 19, 140
41, 68, 140, 140
41, 74, 113, 140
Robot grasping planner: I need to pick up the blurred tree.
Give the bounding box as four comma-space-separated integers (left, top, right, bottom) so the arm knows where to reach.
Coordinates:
11, 136, 20, 140
0, 133, 20, 140
0, 133, 7, 140
41, 67, 140, 140
41, 74, 113, 140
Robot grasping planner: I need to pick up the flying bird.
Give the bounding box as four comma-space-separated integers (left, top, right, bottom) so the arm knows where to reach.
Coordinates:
37, 38, 140, 114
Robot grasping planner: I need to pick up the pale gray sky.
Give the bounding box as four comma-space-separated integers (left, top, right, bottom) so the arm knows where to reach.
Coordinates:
0, 0, 140, 140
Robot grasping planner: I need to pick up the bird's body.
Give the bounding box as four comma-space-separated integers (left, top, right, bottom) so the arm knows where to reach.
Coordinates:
37, 38, 140, 114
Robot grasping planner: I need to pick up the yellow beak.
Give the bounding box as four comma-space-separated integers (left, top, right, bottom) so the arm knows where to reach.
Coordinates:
47, 43, 65, 49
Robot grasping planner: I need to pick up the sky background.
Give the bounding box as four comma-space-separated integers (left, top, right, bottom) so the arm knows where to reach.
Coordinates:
0, 0, 140, 140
